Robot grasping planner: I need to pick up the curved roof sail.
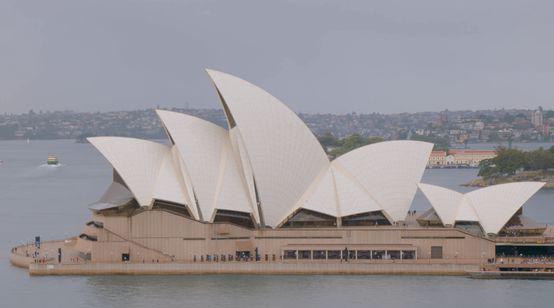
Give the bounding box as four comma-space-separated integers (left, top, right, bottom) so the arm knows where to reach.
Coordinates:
418, 182, 545, 234
418, 183, 464, 226
88, 137, 169, 208
466, 182, 544, 234
206, 69, 330, 227
332, 166, 381, 217
294, 168, 339, 218
153, 148, 195, 215
156, 110, 255, 223
333, 140, 433, 222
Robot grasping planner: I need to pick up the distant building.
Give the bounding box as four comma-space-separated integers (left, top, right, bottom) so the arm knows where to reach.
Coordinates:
428, 151, 446, 167
474, 121, 485, 131
438, 109, 448, 126
531, 106, 544, 129
428, 149, 496, 168
448, 149, 496, 167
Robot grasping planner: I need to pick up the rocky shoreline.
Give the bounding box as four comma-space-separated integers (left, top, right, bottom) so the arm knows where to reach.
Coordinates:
463, 171, 554, 188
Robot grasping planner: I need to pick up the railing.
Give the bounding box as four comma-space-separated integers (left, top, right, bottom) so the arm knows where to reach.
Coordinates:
101, 226, 174, 260
494, 236, 554, 244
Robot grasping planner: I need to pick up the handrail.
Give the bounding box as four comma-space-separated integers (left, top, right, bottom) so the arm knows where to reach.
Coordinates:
102, 226, 173, 260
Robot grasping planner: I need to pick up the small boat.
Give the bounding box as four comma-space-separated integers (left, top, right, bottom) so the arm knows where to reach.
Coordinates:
46, 155, 59, 165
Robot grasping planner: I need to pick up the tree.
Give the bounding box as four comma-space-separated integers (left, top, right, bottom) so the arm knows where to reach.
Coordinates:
493, 147, 527, 175
478, 158, 499, 178
527, 148, 554, 171
478, 147, 528, 178
318, 132, 338, 148
328, 134, 384, 158
410, 134, 449, 151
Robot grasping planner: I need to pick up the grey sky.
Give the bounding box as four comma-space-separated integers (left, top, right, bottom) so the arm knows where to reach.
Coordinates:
1, 0, 553, 114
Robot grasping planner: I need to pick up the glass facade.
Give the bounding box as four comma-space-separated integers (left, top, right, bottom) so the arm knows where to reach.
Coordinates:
341, 211, 391, 226
282, 209, 337, 228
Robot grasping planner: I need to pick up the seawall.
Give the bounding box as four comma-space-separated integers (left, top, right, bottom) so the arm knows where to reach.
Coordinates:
26, 262, 479, 276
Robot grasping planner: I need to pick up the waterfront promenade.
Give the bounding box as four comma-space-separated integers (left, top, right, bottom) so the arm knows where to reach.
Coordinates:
11, 240, 482, 276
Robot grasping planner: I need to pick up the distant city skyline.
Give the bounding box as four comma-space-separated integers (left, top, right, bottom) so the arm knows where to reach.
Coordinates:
2, 106, 552, 142
2, 0, 554, 114
2, 105, 552, 116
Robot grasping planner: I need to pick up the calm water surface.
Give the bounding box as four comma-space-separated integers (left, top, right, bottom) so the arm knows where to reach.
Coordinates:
1, 140, 553, 308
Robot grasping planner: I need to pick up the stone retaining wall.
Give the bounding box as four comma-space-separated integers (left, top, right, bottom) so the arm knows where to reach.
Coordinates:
28, 262, 479, 276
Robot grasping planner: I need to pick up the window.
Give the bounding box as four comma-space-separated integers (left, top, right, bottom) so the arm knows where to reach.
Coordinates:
431, 246, 443, 259
348, 250, 357, 260
402, 250, 416, 260
372, 250, 385, 259
313, 250, 326, 260
388, 250, 401, 260
341, 211, 391, 226
214, 209, 255, 229
357, 250, 371, 259
455, 221, 484, 237
152, 200, 191, 218
284, 250, 297, 260
121, 253, 130, 262
327, 250, 341, 259
281, 209, 337, 228
298, 250, 312, 259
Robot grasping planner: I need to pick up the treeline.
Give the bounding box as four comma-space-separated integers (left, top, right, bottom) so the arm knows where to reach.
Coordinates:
318, 132, 450, 159
479, 147, 554, 178
318, 133, 384, 158
409, 134, 449, 151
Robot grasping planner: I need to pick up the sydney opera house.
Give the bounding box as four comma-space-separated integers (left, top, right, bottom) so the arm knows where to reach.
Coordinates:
11, 70, 551, 275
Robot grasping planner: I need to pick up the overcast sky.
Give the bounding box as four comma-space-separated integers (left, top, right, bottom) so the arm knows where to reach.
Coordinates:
1, 0, 554, 114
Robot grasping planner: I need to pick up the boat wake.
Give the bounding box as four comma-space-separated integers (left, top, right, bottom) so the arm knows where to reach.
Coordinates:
38, 163, 64, 169
19, 164, 65, 178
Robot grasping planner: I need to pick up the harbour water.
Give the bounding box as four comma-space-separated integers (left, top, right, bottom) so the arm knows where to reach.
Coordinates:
1, 140, 553, 308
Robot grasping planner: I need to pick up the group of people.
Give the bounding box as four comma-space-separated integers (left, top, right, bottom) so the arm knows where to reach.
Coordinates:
495, 255, 554, 264
193, 253, 256, 263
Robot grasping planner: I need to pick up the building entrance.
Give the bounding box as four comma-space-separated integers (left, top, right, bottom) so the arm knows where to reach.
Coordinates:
236, 251, 251, 261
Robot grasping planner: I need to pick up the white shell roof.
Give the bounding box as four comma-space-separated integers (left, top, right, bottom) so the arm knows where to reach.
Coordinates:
289, 140, 430, 223
156, 110, 254, 222
206, 69, 330, 227
88, 182, 134, 211
87, 70, 438, 229
418, 182, 545, 234
418, 183, 466, 225
456, 198, 480, 222
467, 182, 544, 234
332, 166, 382, 217
153, 147, 196, 217
333, 140, 433, 222
295, 167, 339, 217
88, 137, 169, 207
228, 127, 259, 219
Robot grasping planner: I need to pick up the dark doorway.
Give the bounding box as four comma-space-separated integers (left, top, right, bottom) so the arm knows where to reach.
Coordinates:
236, 251, 250, 261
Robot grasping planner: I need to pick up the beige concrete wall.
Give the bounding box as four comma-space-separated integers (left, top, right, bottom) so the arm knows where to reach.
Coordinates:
29, 261, 480, 276
10, 251, 33, 268
89, 209, 495, 264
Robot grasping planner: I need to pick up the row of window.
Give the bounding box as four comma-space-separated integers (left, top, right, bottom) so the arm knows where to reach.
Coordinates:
283, 249, 416, 260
